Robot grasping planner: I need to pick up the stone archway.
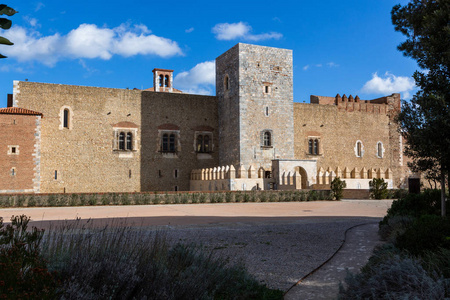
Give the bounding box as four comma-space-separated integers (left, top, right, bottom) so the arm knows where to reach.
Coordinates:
295, 167, 308, 189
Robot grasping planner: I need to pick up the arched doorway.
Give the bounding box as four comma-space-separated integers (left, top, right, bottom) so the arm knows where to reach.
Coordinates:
295, 167, 308, 189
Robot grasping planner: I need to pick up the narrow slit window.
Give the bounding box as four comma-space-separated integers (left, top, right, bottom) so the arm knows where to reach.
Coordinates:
54, 170, 58, 180
63, 109, 69, 128
174, 169, 178, 178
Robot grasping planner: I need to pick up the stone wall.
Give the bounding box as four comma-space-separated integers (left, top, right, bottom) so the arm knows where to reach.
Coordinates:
0, 114, 41, 193
14, 81, 142, 193
140, 92, 219, 191
293, 94, 406, 188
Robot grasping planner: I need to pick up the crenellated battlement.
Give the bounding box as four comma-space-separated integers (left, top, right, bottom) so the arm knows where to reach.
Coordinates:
310, 93, 401, 115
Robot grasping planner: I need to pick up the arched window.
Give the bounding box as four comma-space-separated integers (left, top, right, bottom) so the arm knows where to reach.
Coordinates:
169, 134, 176, 152
159, 75, 164, 87
164, 75, 169, 87
126, 132, 133, 150
224, 75, 229, 90
377, 142, 383, 158
356, 141, 362, 157
63, 109, 69, 128
119, 132, 125, 150
263, 131, 271, 147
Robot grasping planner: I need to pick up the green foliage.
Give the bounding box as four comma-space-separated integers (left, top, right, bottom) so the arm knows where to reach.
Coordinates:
392, 0, 450, 216
0, 215, 60, 298
225, 192, 233, 203
330, 177, 346, 200
0, 4, 17, 59
396, 215, 450, 256
384, 189, 442, 219
369, 178, 388, 199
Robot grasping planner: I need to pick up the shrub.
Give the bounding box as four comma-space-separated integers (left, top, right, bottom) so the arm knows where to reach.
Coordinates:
369, 178, 388, 199
395, 215, 450, 256
69, 194, 79, 206
121, 193, 131, 205
330, 177, 346, 200
259, 192, 268, 202
79, 194, 87, 206
152, 194, 160, 205
27, 195, 37, 207
191, 193, 199, 204
88, 194, 97, 206
199, 193, 207, 203
101, 193, 110, 205
379, 215, 415, 243
308, 190, 318, 201
225, 192, 233, 203
339, 249, 447, 300
47, 194, 57, 206
40, 220, 282, 300
0, 215, 60, 298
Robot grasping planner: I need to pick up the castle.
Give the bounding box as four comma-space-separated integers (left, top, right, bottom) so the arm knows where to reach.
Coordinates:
0, 43, 411, 194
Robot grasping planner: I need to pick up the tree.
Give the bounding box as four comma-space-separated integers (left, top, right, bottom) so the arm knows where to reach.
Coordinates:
330, 177, 346, 201
392, 0, 450, 217
369, 178, 388, 200
0, 4, 17, 59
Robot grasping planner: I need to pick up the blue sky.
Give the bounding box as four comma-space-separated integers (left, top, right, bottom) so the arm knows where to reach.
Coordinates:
0, 0, 418, 108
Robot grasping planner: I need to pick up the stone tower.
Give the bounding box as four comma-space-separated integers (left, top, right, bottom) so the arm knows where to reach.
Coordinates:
216, 43, 295, 170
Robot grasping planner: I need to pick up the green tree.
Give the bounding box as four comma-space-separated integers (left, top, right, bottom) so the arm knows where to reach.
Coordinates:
369, 178, 388, 200
0, 4, 17, 59
392, 0, 450, 216
330, 177, 346, 201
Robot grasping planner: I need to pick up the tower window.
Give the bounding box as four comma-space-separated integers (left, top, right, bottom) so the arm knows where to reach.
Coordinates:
11, 168, 16, 176
54, 170, 58, 180
60, 106, 73, 130
265, 106, 269, 116
174, 169, 178, 178
261, 130, 273, 148
159, 75, 164, 87
224, 75, 230, 90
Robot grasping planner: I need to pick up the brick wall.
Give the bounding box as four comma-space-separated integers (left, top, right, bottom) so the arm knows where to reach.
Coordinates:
0, 114, 40, 192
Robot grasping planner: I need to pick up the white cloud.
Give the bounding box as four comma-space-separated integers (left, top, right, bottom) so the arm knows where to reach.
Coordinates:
23, 16, 39, 27
174, 61, 215, 95
1, 24, 183, 66
185, 27, 194, 33
303, 65, 309, 71
35, 2, 45, 12
212, 22, 282, 41
327, 62, 339, 67
361, 72, 416, 99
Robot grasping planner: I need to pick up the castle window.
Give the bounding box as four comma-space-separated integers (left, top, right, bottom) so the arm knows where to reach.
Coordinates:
174, 169, 178, 178
224, 75, 230, 91
54, 170, 58, 180
265, 106, 269, 117
355, 141, 364, 157
265, 86, 270, 94
59, 106, 73, 130
308, 138, 319, 155
126, 132, 133, 150
129, 170, 132, 178
8, 145, 19, 155
159, 75, 164, 87
161, 133, 177, 152
174, 186, 178, 191
11, 167, 16, 176
377, 142, 384, 158
264, 131, 271, 147
261, 130, 273, 148
63, 109, 69, 128
112, 125, 138, 152
196, 133, 212, 153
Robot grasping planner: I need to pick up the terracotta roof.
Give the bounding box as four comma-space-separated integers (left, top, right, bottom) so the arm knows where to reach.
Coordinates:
0, 107, 43, 116
158, 123, 180, 130
144, 87, 184, 93
192, 125, 214, 132
112, 121, 139, 129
